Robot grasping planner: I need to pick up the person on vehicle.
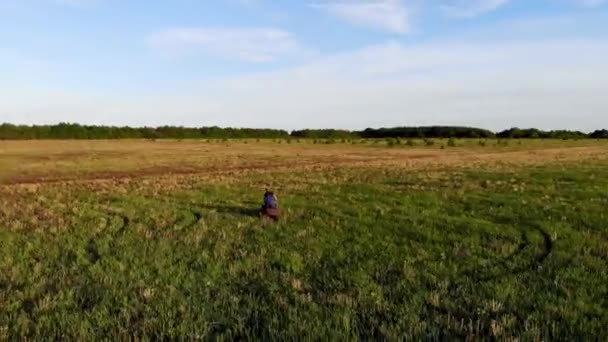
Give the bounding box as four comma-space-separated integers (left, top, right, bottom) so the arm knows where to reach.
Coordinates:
261, 189, 280, 221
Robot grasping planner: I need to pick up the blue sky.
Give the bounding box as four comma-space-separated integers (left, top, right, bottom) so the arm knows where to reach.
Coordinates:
1, 0, 607, 131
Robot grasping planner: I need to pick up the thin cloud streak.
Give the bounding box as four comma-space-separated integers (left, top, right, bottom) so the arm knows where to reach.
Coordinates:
440, 0, 511, 18
147, 27, 310, 63
310, 0, 412, 34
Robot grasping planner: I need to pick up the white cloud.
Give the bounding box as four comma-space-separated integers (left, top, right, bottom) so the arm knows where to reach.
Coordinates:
5, 38, 608, 131
201, 38, 608, 130
310, 0, 412, 34
310, 0, 606, 31
435, 0, 604, 20
440, 0, 510, 18
147, 27, 309, 63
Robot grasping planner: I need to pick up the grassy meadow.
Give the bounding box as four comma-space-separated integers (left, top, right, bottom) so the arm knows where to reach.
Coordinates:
0, 139, 607, 339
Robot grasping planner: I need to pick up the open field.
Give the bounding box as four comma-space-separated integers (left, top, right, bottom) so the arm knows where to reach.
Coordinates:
1, 139, 607, 339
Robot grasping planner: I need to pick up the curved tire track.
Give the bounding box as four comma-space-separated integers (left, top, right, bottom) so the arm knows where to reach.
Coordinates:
92, 205, 131, 234
97, 200, 204, 233
463, 224, 553, 283
171, 207, 203, 231
428, 223, 554, 332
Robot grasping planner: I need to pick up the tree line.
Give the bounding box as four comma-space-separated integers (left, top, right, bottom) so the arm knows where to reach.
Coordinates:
0, 123, 289, 140
0, 123, 606, 140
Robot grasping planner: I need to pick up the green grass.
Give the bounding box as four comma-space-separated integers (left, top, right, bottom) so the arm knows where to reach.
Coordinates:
0, 161, 607, 339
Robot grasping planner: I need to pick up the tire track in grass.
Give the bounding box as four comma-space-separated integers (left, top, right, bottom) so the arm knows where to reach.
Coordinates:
96, 206, 131, 234
97, 195, 200, 235
171, 207, 202, 231
72, 200, 206, 272
425, 221, 554, 334
536, 225, 553, 264
461, 223, 553, 283
96, 198, 203, 235
58, 198, 130, 235
50, 201, 131, 266
156, 197, 207, 231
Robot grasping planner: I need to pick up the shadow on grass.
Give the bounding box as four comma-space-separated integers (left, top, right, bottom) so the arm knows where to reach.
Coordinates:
203, 204, 261, 218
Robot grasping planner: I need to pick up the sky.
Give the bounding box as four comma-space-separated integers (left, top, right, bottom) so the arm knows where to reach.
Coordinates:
0, 0, 607, 131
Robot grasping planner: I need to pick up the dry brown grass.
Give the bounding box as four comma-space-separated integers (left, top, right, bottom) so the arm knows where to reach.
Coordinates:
0, 139, 606, 189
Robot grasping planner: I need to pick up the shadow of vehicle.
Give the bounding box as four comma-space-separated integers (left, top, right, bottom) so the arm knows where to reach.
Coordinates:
202, 204, 261, 218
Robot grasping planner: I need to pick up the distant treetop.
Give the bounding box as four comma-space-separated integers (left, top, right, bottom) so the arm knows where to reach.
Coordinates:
0, 123, 289, 140
0, 123, 605, 140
